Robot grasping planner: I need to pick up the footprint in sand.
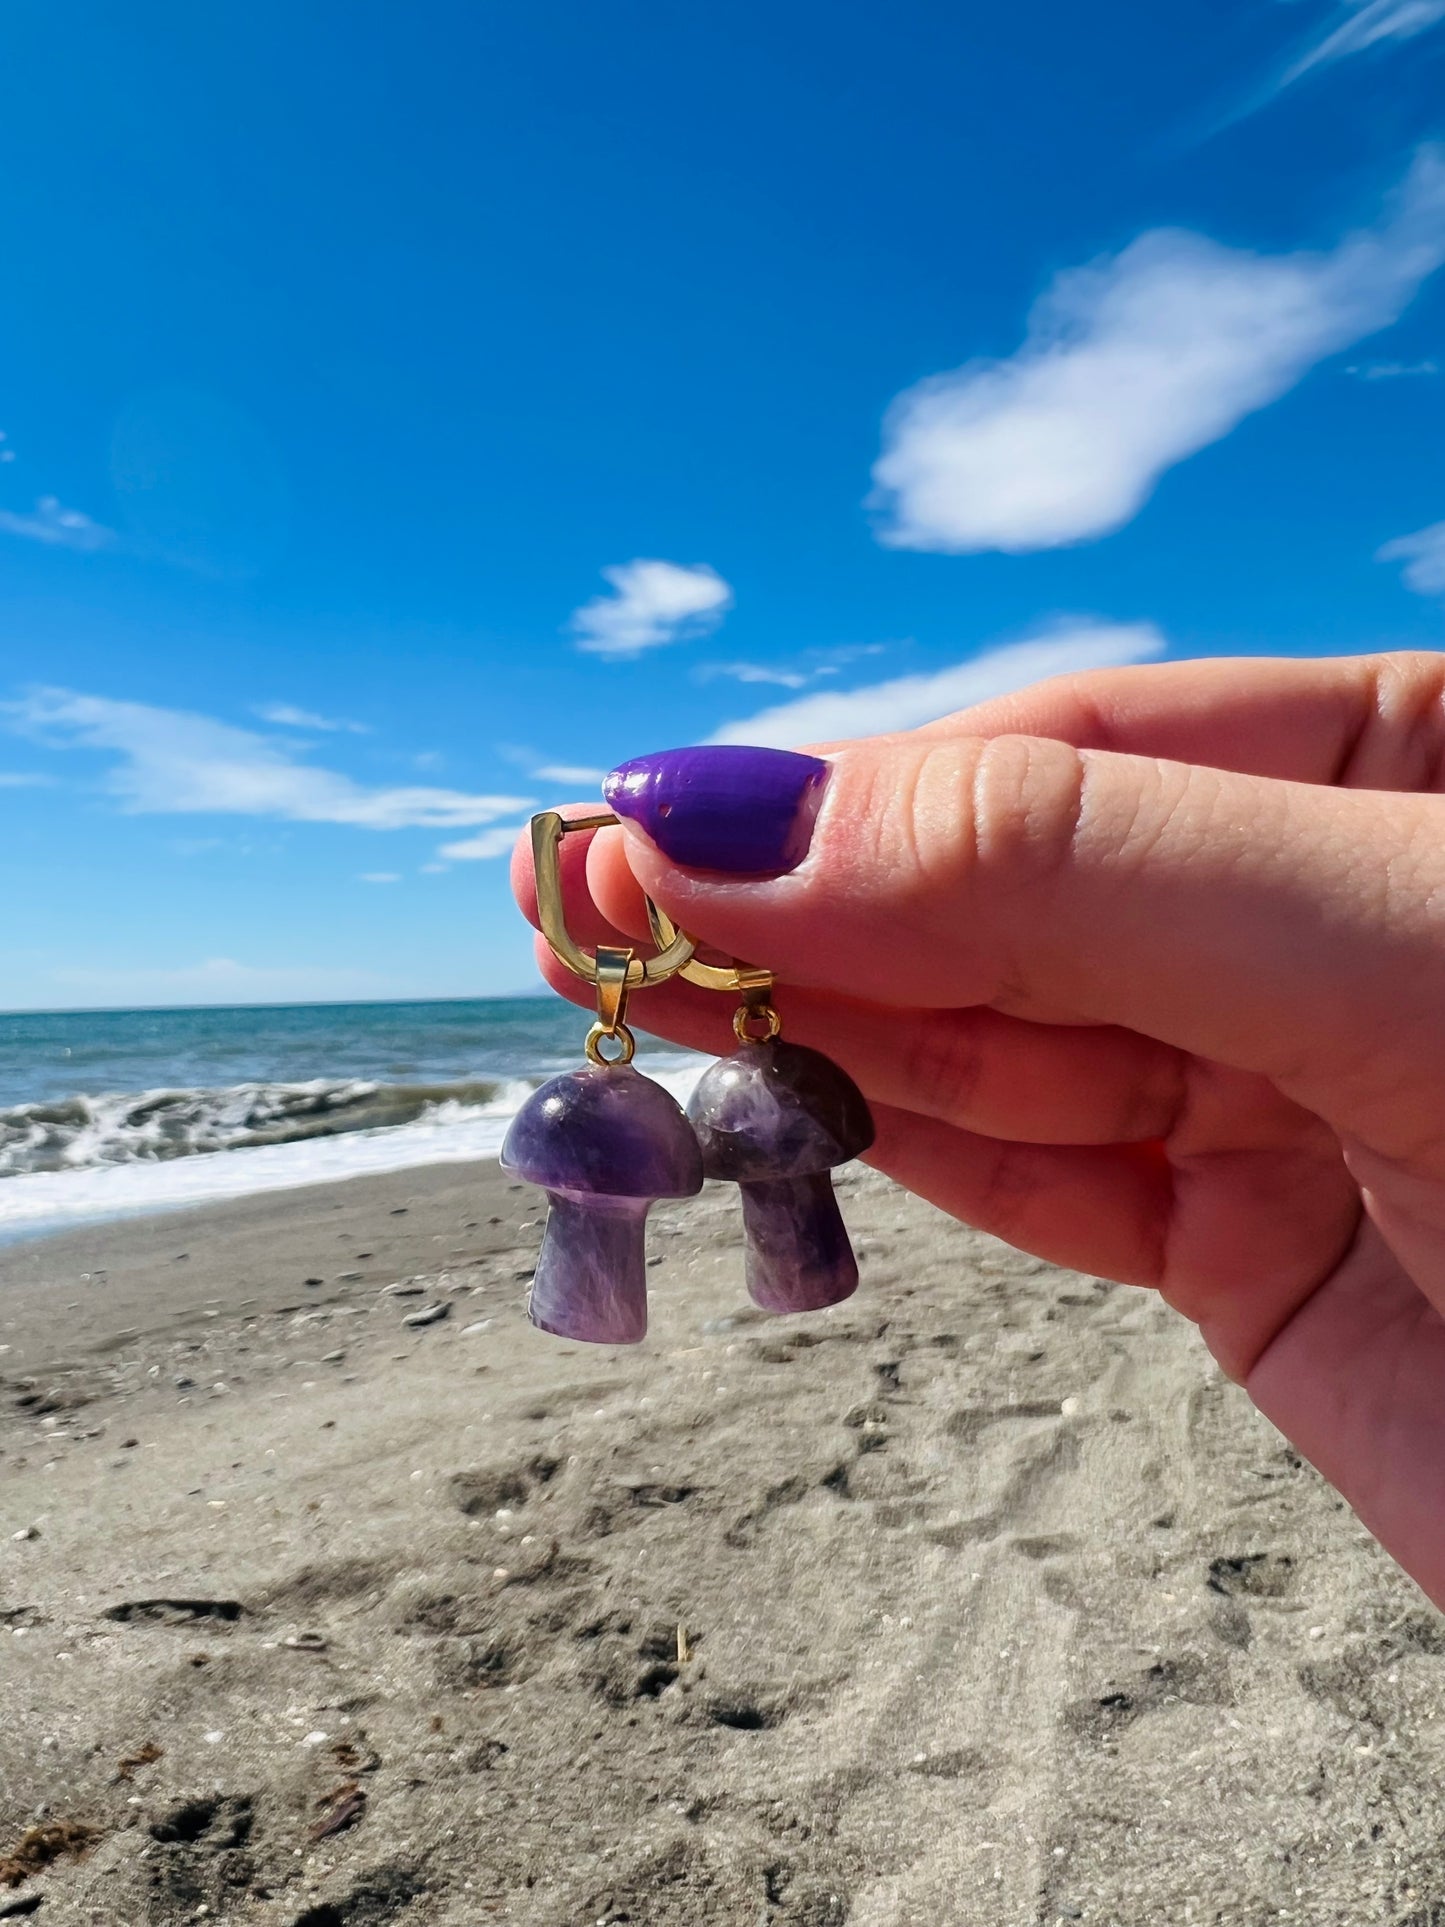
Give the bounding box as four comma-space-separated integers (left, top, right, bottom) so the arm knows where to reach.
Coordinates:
287, 1862, 426, 1927
1064, 1652, 1230, 1744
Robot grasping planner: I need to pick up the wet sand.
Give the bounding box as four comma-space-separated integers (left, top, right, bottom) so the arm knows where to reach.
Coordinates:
0, 1159, 1441, 1926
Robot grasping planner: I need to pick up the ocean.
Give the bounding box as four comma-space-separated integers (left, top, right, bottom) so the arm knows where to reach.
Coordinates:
0, 998, 709, 1242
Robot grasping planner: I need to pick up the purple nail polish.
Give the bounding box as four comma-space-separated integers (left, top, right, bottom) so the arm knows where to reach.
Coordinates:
603, 745, 829, 876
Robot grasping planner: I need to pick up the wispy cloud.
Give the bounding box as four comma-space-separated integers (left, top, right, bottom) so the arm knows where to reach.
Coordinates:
1378, 519, 1445, 595
494, 746, 609, 788
1282, 0, 1445, 88
1344, 357, 1439, 379
872, 148, 1445, 554
0, 771, 53, 788
3, 689, 534, 829
697, 644, 889, 692
255, 702, 370, 734
570, 559, 733, 659
709, 621, 1167, 748
698, 662, 812, 689
435, 825, 527, 861
0, 496, 115, 552
532, 763, 608, 785
359, 871, 402, 884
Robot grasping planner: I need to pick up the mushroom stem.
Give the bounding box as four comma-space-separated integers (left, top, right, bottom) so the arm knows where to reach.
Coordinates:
737, 1172, 860, 1315
528, 1191, 651, 1344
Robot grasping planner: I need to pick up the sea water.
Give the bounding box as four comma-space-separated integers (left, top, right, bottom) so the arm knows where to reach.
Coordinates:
0, 999, 709, 1241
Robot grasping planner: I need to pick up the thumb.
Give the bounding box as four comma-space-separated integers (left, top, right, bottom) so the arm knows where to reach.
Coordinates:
599, 739, 1445, 1145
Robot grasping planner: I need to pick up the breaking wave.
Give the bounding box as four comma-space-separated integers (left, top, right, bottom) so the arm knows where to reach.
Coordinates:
0, 1077, 532, 1180
0, 1056, 711, 1241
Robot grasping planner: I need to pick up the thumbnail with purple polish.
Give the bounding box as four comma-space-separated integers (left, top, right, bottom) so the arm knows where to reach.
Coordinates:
603, 744, 829, 876
501, 1064, 703, 1344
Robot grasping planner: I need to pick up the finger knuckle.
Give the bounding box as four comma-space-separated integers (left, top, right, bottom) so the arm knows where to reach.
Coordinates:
897, 1017, 988, 1125
962, 733, 1091, 895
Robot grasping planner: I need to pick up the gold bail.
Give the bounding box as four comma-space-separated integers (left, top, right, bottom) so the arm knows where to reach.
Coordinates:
585, 944, 638, 1066
734, 969, 782, 1044
595, 945, 633, 1035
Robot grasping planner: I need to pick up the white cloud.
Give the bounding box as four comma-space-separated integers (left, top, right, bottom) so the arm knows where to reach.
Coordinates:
359, 871, 401, 883
0, 771, 52, 787
532, 763, 609, 785
255, 702, 370, 734
1345, 357, 1440, 379
872, 148, 1445, 554
570, 559, 733, 659
709, 621, 1167, 748
3, 688, 534, 829
0, 496, 115, 552
1283, 0, 1445, 87
1378, 519, 1445, 595
436, 825, 527, 861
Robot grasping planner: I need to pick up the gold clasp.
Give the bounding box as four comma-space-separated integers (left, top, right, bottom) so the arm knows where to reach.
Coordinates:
532, 807, 780, 1047
531, 811, 697, 989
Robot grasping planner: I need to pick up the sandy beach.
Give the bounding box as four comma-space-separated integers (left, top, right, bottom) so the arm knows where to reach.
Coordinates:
0, 1159, 1441, 1926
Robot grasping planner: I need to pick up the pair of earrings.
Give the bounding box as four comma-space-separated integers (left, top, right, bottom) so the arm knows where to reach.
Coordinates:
501, 808, 875, 1345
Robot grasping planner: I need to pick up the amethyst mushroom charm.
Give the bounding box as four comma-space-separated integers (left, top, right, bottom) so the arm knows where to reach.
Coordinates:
686, 1039, 874, 1315
501, 1064, 704, 1344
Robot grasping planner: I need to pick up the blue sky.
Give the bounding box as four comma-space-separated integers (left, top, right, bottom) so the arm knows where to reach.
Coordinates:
1, 0, 1444, 1010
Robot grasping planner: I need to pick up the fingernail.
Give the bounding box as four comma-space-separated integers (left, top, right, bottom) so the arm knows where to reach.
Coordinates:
603, 745, 829, 876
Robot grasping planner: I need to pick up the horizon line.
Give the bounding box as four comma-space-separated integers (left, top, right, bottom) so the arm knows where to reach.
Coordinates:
0, 988, 552, 1019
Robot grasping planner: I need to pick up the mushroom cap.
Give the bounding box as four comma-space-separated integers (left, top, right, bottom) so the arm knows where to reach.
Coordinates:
501, 1064, 703, 1199
686, 1041, 874, 1182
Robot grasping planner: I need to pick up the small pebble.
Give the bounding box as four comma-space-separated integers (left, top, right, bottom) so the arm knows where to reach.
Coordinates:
403, 1303, 451, 1329
322, 1350, 346, 1364
11, 1526, 38, 1542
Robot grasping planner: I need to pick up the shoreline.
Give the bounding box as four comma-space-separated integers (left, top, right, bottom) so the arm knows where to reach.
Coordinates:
0, 1132, 517, 1251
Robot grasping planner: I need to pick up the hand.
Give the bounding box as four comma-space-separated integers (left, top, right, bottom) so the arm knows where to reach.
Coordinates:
513, 652, 1445, 1607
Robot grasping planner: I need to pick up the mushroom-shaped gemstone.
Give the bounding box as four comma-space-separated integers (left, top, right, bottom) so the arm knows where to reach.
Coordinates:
686, 1041, 875, 1315
501, 1064, 704, 1344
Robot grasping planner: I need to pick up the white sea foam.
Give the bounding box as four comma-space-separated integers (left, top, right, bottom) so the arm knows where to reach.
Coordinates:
0, 1056, 711, 1243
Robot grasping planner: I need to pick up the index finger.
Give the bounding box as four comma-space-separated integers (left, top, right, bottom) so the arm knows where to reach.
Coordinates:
913, 651, 1445, 791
